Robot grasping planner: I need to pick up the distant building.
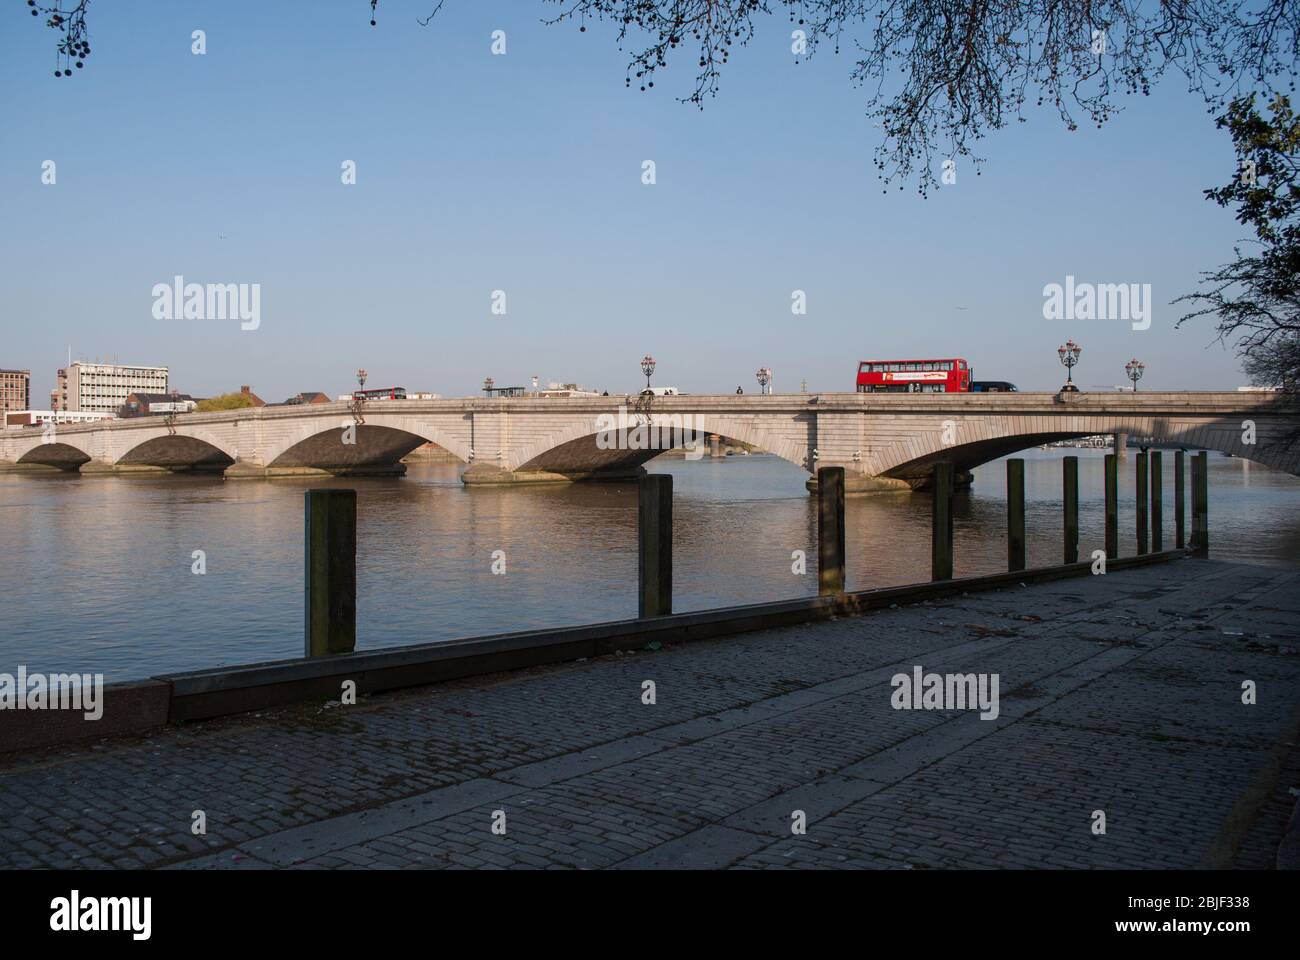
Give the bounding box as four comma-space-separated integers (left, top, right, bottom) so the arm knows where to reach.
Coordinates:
120, 392, 198, 418
50, 367, 67, 412
0, 369, 31, 416
5, 409, 113, 429
63, 362, 168, 415
239, 385, 266, 407
274, 391, 331, 406
534, 382, 601, 398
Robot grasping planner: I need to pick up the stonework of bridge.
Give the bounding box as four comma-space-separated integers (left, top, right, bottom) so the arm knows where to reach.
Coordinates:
2, 392, 1297, 492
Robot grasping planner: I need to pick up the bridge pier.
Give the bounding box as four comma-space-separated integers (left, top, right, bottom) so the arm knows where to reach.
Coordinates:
78, 459, 134, 476
805, 468, 910, 495
0, 459, 63, 474
461, 463, 646, 486
223, 460, 407, 480
804, 465, 974, 495
1114, 433, 1129, 458
84, 461, 220, 476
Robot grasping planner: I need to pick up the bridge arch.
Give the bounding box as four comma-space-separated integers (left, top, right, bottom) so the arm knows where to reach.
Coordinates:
876, 413, 1300, 482
16, 441, 92, 470
116, 430, 238, 472
510, 412, 812, 474
263, 416, 470, 472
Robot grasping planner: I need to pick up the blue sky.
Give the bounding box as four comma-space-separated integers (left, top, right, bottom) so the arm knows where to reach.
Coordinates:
0, 0, 1259, 402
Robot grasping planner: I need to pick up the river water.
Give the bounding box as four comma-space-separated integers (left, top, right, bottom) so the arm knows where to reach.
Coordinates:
2, 449, 1296, 682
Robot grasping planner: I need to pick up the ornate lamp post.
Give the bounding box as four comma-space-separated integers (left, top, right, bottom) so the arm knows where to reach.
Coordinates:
1125, 357, 1145, 392
756, 367, 772, 395
640, 354, 656, 391
1057, 340, 1082, 393
482, 376, 495, 397
351, 368, 368, 425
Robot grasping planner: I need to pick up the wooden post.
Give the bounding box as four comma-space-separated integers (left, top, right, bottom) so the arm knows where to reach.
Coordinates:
304, 489, 357, 657
818, 466, 845, 595
1192, 451, 1209, 558
1104, 454, 1118, 560
1007, 458, 1026, 573
1063, 456, 1079, 565
1135, 450, 1149, 555
638, 473, 673, 617
1150, 451, 1163, 552
931, 462, 954, 581
1175, 450, 1186, 549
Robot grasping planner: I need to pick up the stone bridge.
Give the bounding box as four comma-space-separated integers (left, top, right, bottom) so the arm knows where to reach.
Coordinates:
2, 392, 1297, 492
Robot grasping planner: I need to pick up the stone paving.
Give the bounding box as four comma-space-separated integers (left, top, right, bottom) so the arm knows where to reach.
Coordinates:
1, 558, 1298, 870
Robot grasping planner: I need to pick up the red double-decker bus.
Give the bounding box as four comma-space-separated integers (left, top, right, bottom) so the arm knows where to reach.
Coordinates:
352, 386, 407, 401
856, 358, 971, 393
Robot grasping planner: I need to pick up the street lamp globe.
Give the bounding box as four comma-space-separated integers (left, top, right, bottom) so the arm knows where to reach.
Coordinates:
1125, 358, 1146, 392
641, 354, 656, 390
756, 367, 772, 395
482, 376, 494, 396
1057, 340, 1082, 392
356, 368, 367, 390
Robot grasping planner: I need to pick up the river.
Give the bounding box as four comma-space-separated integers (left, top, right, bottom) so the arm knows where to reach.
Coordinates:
1, 448, 1296, 681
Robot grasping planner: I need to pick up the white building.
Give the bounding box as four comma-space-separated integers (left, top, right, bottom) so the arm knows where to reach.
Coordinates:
535, 382, 603, 398
147, 399, 198, 414
65, 362, 168, 414
5, 409, 115, 430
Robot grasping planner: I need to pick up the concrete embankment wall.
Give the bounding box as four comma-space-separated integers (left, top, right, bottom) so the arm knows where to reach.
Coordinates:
0, 551, 1182, 753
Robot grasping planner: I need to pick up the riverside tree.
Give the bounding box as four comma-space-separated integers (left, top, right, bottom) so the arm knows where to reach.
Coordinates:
1178, 94, 1300, 392
195, 393, 255, 414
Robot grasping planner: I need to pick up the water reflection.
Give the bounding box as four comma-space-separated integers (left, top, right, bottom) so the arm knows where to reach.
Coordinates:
0, 447, 1295, 680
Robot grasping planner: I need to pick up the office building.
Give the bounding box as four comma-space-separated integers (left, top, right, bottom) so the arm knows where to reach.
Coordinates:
63, 362, 168, 415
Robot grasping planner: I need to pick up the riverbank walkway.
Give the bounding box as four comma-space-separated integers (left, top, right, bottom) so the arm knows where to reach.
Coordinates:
3, 558, 1299, 870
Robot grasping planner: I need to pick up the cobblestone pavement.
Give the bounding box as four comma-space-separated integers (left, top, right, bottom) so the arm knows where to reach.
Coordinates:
2, 559, 1299, 870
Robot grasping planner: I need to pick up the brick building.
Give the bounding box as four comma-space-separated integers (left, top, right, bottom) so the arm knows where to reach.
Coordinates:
0, 369, 31, 416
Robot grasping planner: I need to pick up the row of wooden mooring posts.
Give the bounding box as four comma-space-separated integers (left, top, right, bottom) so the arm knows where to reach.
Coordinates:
931, 450, 1210, 581
301, 454, 1211, 657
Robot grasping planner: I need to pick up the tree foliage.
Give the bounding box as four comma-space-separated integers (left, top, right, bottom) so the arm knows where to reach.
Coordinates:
1177, 94, 1300, 390
26, 1, 91, 77
509, 0, 1297, 192
195, 392, 255, 413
